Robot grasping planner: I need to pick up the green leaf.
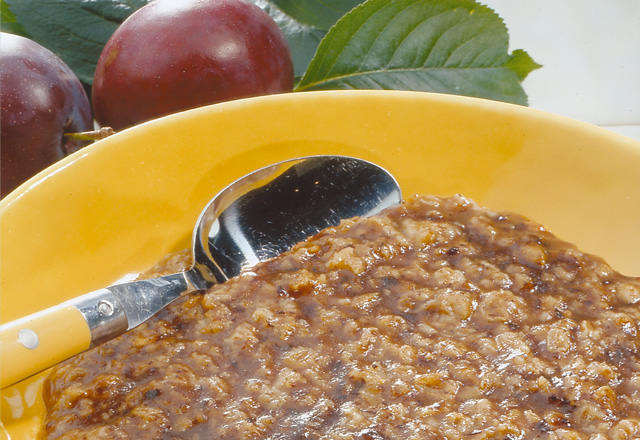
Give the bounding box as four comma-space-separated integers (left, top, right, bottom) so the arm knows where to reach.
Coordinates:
506, 49, 542, 81
251, 0, 364, 77
267, 0, 364, 30
296, 0, 540, 105
1, 0, 29, 37
4, 0, 151, 84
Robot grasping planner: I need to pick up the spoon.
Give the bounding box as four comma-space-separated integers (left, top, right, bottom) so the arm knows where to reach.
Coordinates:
0, 155, 401, 388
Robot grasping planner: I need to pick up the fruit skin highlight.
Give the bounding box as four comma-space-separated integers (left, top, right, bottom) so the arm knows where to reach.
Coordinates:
1, 33, 93, 198
92, 0, 295, 130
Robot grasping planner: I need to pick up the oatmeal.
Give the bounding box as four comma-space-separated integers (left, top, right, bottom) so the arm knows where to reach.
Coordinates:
43, 195, 640, 439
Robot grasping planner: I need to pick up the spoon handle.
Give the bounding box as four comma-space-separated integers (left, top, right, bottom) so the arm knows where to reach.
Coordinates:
1, 304, 92, 389
0, 272, 191, 389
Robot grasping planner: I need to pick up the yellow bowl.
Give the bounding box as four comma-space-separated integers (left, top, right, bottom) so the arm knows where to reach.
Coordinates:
1, 90, 639, 438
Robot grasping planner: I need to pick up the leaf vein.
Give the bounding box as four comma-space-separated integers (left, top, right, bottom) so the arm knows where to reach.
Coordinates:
304, 64, 508, 90
304, 3, 373, 85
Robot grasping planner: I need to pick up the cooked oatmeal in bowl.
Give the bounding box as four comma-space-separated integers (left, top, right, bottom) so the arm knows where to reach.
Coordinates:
43, 195, 640, 439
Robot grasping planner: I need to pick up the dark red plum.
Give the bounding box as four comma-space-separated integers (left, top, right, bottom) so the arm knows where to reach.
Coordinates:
1, 33, 93, 198
92, 0, 294, 130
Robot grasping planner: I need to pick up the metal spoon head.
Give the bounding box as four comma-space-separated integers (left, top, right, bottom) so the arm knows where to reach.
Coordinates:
188, 156, 402, 289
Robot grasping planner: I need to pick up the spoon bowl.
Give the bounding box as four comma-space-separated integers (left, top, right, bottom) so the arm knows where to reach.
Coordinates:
0, 155, 401, 389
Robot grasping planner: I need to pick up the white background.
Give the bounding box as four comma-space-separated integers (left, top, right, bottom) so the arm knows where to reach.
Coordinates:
482, 0, 640, 142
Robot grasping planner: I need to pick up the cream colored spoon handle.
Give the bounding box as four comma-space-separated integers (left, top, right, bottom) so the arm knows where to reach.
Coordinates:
1, 304, 91, 389
0, 275, 189, 390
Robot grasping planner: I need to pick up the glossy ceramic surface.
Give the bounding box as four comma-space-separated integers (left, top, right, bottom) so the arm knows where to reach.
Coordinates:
2, 90, 639, 438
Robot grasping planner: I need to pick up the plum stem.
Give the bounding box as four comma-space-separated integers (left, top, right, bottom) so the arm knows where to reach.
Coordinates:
64, 127, 116, 141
